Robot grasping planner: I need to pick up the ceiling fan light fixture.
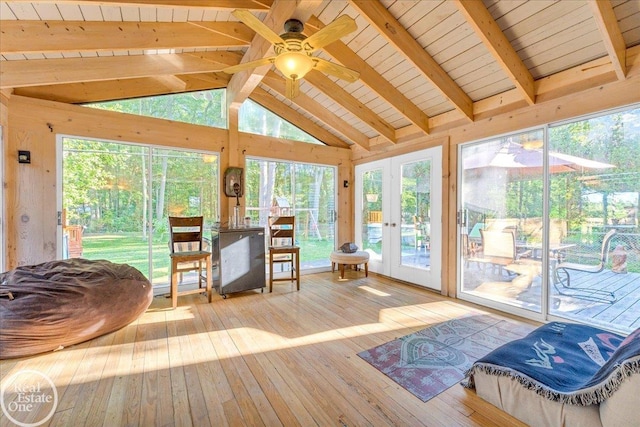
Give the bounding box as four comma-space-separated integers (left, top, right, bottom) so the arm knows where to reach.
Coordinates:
274, 51, 314, 80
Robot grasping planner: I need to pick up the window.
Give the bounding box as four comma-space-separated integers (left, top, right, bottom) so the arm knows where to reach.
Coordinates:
86, 89, 227, 129
245, 158, 336, 269
239, 99, 323, 145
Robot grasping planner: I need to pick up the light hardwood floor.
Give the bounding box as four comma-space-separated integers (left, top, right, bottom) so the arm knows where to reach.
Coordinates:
0, 272, 538, 427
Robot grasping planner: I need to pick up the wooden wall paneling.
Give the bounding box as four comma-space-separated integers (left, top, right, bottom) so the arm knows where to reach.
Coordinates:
446, 140, 458, 298
0, 92, 8, 270
223, 107, 238, 224
440, 136, 451, 296
337, 161, 353, 248
6, 123, 57, 267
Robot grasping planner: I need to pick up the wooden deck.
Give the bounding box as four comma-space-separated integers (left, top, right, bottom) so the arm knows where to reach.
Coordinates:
549, 269, 640, 332
0, 273, 535, 427
463, 264, 640, 333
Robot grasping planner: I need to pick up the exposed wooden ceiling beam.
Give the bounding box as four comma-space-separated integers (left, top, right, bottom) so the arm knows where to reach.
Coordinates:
14, 45, 637, 142
13, 73, 230, 104
226, 0, 320, 110
588, 0, 627, 80
304, 71, 396, 144
305, 15, 429, 136
262, 71, 369, 150
249, 87, 350, 148
453, 0, 535, 105
0, 51, 243, 89
0, 21, 251, 54
349, 0, 473, 122
4, 0, 273, 10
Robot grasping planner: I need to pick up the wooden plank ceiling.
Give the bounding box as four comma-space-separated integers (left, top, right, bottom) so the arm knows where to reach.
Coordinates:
1, 0, 639, 151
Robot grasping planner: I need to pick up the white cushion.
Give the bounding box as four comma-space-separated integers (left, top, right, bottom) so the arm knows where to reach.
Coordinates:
329, 250, 369, 264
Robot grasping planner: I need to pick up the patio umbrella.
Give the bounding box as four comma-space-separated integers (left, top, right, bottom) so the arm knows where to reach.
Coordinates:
463, 141, 615, 175
462, 141, 616, 220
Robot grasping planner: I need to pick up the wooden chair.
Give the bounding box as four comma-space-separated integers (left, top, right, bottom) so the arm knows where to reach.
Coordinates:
268, 216, 300, 293
168, 216, 212, 308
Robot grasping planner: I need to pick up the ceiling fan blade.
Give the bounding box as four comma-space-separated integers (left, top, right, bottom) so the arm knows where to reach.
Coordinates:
286, 78, 300, 99
233, 9, 286, 46
303, 15, 357, 52
312, 58, 360, 83
222, 57, 275, 74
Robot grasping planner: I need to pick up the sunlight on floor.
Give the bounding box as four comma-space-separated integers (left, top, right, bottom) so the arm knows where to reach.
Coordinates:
358, 285, 390, 296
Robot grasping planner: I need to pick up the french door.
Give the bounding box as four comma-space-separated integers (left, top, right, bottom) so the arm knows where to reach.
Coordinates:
355, 147, 442, 290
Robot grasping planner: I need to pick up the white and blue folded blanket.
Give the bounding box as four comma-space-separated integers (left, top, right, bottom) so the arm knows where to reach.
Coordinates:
464, 322, 640, 405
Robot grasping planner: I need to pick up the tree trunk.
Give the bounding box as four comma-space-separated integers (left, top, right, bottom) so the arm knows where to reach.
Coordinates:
156, 155, 169, 219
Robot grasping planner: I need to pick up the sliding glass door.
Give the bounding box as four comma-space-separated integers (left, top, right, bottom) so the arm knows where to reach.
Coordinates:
59, 137, 219, 288
458, 105, 640, 334
458, 129, 544, 314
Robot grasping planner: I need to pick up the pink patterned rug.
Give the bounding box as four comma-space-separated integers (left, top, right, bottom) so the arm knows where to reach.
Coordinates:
357, 314, 535, 402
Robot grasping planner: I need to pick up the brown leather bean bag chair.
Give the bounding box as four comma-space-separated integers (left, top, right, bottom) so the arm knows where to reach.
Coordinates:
0, 258, 153, 359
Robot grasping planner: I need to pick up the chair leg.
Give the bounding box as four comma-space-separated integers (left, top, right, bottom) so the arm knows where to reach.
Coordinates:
205, 256, 212, 303
295, 251, 300, 290
339, 264, 345, 279
364, 262, 368, 277
553, 267, 616, 303
269, 251, 274, 293
171, 260, 178, 309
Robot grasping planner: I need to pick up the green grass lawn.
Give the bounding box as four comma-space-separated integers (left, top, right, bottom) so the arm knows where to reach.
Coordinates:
81, 233, 335, 283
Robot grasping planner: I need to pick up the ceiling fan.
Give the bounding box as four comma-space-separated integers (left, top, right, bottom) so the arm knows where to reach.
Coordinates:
223, 9, 360, 99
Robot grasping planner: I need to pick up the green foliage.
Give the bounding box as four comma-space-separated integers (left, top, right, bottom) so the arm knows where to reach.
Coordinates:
86, 89, 227, 129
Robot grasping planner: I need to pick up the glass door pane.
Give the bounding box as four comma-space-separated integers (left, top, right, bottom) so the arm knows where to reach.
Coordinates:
548, 108, 640, 334
62, 139, 150, 276
398, 159, 431, 270
459, 130, 544, 313
355, 160, 389, 275
151, 149, 219, 287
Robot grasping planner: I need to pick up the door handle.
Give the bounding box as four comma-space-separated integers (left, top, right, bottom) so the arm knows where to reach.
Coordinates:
383, 222, 389, 226
391, 223, 397, 227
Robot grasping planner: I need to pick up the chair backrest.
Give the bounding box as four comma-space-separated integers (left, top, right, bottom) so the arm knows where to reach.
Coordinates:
269, 216, 295, 247
368, 211, 382, 223
169, 216, 204, 254
599, 229, 617, 264
480, 228, 516, 260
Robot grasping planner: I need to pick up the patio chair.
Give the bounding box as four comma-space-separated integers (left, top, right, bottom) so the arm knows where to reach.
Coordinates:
553, 229, 617, 303
471, 229, 530, 276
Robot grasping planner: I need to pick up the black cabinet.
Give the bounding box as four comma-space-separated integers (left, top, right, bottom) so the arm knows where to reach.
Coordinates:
211, 226, 266, 298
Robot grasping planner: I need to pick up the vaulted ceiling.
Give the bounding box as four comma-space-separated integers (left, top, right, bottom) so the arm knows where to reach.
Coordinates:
1, 0, 639, 152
